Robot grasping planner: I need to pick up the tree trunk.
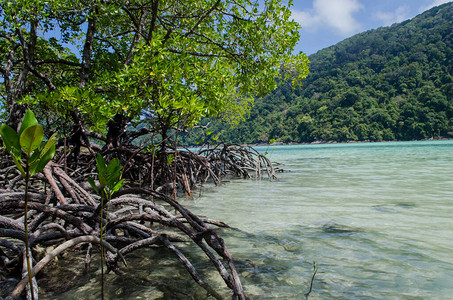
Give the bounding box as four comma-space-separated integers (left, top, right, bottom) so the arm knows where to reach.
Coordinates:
157, 124, 171, 187
6, 20, 39, 129
79, 16, 96, 88
104, 114, 131, 149
6, 103, 26, 131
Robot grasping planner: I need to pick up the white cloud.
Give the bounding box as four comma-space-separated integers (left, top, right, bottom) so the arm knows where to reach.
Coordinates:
421, 0, 453, 12
375, 5, 410, 26
291, 10, 322, 32
292, 0, 363, 36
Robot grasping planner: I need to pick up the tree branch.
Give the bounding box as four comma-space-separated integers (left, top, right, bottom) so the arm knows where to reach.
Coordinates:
184, 0, 221, 38
146, 0, 160, 43
166, 48, 228, 58
34, 59, 81, 67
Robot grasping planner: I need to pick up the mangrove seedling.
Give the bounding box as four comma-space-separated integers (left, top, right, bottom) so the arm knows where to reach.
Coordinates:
0, 109, 57, 300
88, 153, 124, 299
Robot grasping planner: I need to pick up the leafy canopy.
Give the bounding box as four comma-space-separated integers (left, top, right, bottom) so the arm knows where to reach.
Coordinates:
1, 0, 309, 135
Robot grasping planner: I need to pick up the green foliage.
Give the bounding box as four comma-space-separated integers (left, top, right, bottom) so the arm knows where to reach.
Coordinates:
88, 154, 124, 199
26, 87, 114, 134
167, 154, 175, 166
1, 0, 309, 139
182, 3, 453, 144
0, 110, 57, 176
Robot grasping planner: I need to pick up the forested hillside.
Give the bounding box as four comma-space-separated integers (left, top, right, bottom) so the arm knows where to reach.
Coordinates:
184, 2, 453, 144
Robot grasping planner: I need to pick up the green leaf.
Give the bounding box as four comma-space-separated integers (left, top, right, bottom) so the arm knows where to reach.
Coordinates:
31, 144, 56, 175
28, 149, 41, 166
95, 153, 106, 177
98, 174, 108, 189
105, 158, 122, 186
106, 171, 122, 187
11, 155, 25, 177
0, 124, 21, 157
106, 158, 120, 175
40, 133, 58, 159
20, 125, 44, 156
167, 154, 175, 165
110, 178, 124, 194
87, 177, 100, 195
18, 110, 39, 137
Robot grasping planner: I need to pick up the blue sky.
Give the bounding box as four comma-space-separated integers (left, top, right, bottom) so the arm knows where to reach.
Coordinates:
290, 0, 453, 55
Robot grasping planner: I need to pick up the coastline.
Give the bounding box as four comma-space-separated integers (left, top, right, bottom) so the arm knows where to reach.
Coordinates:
244, 137, 453, 147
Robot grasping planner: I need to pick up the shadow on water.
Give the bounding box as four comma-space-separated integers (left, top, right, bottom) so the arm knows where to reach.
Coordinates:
321, 223, 362, 237
216, 228, 320, 298
396, 202, 416, 209
373, 202, 416, 213
38, 246, 232, 300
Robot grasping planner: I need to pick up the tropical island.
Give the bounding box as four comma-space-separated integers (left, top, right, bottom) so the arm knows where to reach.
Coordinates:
1, 0, 453, 299
182, 2, 453, 145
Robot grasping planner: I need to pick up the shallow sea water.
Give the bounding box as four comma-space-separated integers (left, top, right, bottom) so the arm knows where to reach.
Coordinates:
43, 141, 453, 299
188, 141, 453, 299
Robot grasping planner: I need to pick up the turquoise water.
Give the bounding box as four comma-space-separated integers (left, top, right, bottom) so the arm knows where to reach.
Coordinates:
44, 141, 453, 299
187, 140, 453, 299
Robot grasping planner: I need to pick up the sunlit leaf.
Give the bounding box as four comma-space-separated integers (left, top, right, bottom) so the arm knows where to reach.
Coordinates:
20, 125, 44, 156
40, 133, 58, 158
111, 179, 124, 194
18, 110, 39, 137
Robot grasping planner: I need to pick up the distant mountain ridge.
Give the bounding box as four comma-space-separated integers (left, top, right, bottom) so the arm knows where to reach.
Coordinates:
183, 2, 453, 144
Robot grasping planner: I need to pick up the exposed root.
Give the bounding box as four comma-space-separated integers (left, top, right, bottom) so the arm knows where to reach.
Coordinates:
0, 144, 274, 299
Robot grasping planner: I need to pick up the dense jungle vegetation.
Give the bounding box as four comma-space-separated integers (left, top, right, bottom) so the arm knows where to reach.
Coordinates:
183, 2, 453, 145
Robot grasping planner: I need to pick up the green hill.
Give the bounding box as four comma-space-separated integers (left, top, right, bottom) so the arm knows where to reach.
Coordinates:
184, 2, 453, 144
